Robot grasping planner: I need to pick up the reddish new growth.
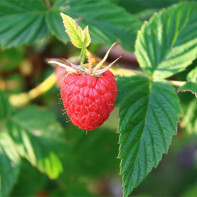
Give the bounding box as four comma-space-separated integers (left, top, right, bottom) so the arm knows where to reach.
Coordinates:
61, 70, 117, 130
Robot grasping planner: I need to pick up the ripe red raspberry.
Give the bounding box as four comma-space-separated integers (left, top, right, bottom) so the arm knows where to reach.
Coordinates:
60, 70, 117, 130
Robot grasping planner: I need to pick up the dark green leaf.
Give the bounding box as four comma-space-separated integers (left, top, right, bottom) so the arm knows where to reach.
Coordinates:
178, 82, 197, 97
116, 76, 180, 196
135, 2, 197, 79
46, 0, 142, 51
0, 0, 49, 48
0, 91, 11, 124
0, 133, 20, 197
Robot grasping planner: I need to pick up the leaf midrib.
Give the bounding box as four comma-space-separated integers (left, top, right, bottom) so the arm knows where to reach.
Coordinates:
122, 79, 152, 196
152, 6, 195, 77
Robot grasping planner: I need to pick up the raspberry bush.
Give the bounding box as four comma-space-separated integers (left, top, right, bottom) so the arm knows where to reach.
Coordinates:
0, 0, 197, 197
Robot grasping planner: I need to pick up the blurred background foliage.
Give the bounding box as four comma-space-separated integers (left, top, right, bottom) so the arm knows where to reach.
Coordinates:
0, 0, 197, 196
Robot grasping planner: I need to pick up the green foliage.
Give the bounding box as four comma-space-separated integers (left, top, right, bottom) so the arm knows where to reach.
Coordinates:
60, 13, 89, 49
0, 0, 50, 48
178, 66, 197, 97
0, 0, 142, 51
0, 91, 11, 122
0, 91, 64, 196
187, 66, 197, 83
0, 133, 20, 197
113, 0, 181, 20
178, 82, 197, 97
181, 99, 197, 134
0, 0, 197, 196
135, 2, 197, 79
116, 76, 180, 196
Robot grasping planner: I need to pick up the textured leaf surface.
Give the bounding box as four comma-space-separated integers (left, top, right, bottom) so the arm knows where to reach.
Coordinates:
3, 106, 64, 179
0, 133, 20, 197
178, 82, 197, 97
135, 2, 197, 79
60, 13, 85, 48
46, 0, 142, 51
116, 76, 180, 196
0, 0, 49, 48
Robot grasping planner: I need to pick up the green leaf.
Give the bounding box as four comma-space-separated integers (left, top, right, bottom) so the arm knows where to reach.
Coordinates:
83, 26, 91, 47
135, 2, 197, 79
187, 66, 197, 83
6, 106, 63, 179
0, 0, 50, 48
116, 76, 180, 196
0, 132, 20, 197
0, 91, 11, 123
46, 0, 142, 51
60, 13, 85, 48
114, 0, 180, 20
181, 99, 197, 134
178, 82, 197, 97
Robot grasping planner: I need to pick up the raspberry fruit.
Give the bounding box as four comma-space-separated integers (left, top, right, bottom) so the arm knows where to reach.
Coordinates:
60, 70, 117, 130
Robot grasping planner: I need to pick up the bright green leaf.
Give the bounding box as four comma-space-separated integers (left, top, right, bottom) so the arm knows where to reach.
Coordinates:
0, 132, 20, 197
0, 0, 50, 48
60, 13, 85, 48
116, 76, 180, 196
187, 66, 197, 83
46, 0, 142, 51
181, 99, 197, 134
135, 2, 197, 79
6, 106, 64, 179
83, 26, 91, 47
178, 82, 197, 97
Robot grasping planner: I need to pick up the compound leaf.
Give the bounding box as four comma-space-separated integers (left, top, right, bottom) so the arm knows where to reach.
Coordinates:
116, 76, 180, 196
